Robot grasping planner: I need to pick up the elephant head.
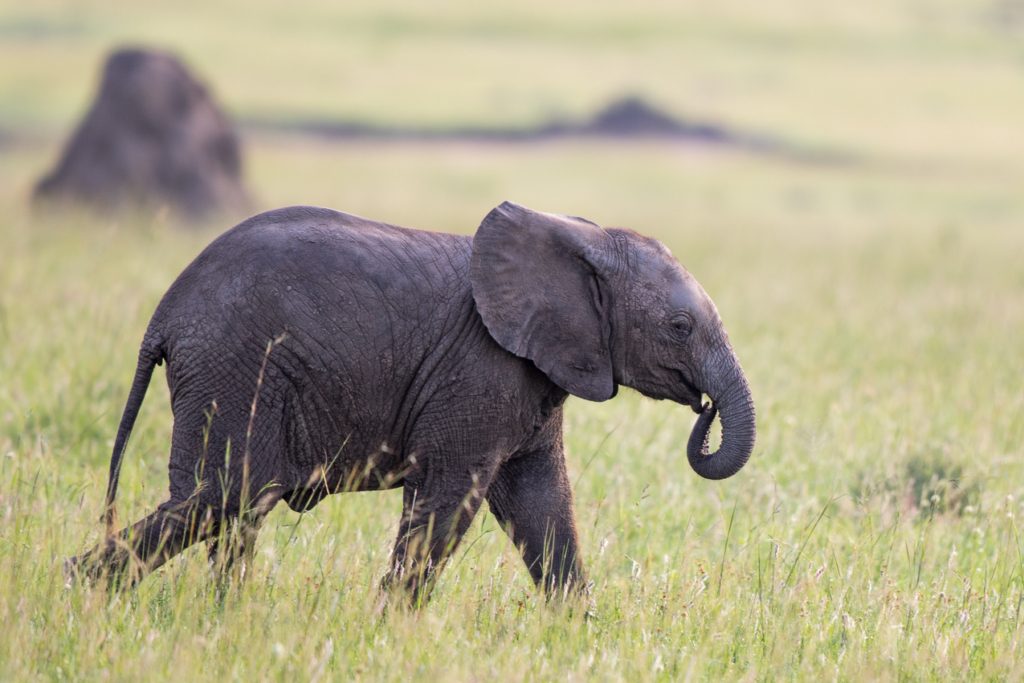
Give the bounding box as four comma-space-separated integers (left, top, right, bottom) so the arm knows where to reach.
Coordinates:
470, 201, 755, 480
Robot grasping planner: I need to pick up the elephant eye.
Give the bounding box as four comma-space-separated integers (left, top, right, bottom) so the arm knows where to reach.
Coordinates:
669, 314, 693, 339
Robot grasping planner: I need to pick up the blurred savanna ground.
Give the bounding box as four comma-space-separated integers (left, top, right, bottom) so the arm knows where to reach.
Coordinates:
2, 0, 1024, 680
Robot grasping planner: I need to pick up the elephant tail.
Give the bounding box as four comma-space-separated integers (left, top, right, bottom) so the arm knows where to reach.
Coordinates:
102, 333, 165, 536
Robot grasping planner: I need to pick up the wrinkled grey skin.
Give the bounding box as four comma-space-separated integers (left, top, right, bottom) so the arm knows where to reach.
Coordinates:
69, 201, 755, 600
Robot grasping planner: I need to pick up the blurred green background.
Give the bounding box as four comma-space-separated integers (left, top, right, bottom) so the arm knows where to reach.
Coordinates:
6, 0, 1024, 156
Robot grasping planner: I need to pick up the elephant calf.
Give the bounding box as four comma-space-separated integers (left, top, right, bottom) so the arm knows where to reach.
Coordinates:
70, 201, 755, 600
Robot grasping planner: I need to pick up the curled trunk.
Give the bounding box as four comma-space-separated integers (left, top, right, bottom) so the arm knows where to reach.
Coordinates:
686, 367, 756, 480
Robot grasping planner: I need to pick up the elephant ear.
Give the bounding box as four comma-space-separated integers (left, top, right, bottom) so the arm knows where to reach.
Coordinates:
471, 201, 616, 402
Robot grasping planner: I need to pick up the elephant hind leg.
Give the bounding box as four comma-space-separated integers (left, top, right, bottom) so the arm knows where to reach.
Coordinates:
67, 497, 220, 588
206, 518, 249, 578
206, 493, 280, 580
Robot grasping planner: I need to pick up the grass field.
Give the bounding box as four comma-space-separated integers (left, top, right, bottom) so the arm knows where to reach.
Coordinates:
2, 1, 1024, 680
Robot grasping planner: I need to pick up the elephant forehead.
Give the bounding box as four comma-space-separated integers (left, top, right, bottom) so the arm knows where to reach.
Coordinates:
629, 256, 695, 305
664, 270, 708, 310
636, 266, 719, 326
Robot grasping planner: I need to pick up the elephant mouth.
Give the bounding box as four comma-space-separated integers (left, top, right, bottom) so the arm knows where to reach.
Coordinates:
674, 369, 705, 414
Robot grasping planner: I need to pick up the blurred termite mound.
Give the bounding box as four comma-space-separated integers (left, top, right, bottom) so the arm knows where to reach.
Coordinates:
34, 47, 249, 221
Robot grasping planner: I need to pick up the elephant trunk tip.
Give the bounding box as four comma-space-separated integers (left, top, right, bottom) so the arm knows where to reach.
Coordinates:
686, 393, 755, 481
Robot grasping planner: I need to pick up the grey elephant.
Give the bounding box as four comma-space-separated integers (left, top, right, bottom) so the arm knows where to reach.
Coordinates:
69, 201, 755, 600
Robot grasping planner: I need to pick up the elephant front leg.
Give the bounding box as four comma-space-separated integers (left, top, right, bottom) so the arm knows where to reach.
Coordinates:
383, 465, 491, 605
486, 448, 588, 597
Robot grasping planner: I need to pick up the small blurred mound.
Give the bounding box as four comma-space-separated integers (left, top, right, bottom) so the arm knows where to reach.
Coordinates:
34, 47, 249, 221
580, 97, 730, 142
